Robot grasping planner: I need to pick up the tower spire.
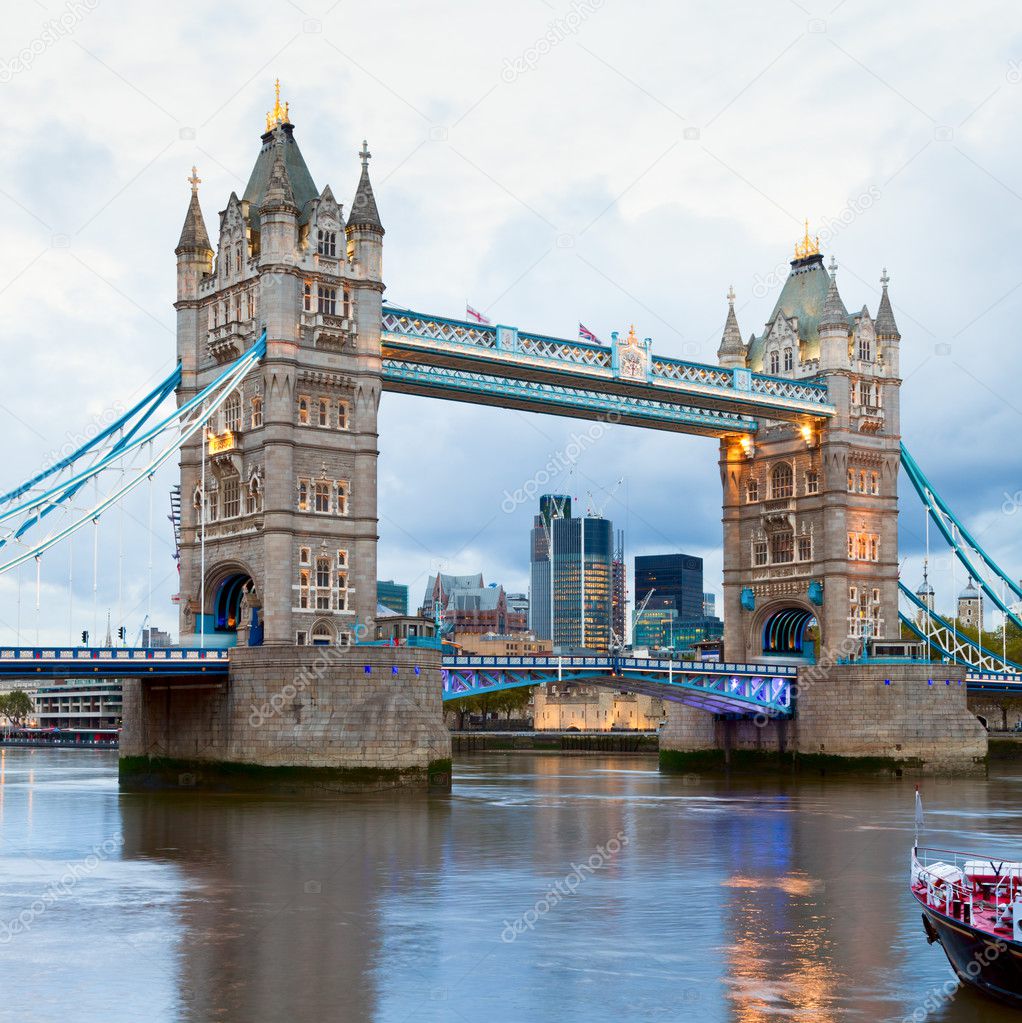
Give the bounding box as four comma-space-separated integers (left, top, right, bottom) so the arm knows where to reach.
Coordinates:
176, 166, 211, 253
717, 284, 745, 367
349, 138, 383, 232
819, 259, 849, 330
875, 266, 900, 339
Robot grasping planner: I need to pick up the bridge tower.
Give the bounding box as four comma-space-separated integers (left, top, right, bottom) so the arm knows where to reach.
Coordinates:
175, 90, 382, 647
718, 229, 902, 662
120, 86, 450, 793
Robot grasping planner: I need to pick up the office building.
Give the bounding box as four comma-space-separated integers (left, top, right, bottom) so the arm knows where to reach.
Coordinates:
377, 579, 409, 616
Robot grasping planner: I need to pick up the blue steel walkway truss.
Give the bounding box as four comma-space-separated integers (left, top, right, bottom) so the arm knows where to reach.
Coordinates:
441, 655, 797, 716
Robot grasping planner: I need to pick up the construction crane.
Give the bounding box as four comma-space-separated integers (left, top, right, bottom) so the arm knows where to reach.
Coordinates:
586, 478, 624, 518
632, 588, 656, 647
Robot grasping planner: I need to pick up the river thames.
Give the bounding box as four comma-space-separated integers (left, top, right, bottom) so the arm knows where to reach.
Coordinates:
1, 748, 1019, 1022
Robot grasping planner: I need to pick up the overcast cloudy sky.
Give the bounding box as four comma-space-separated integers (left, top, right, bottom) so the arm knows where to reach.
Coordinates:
0, 0, 1020, 642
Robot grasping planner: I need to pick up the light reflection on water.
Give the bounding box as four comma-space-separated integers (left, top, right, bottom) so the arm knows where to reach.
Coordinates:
0, 748, 1020, 1021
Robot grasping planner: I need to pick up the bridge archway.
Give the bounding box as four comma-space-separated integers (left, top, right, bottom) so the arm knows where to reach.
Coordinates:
755, 603, 818, 659
204, 561, 258, 642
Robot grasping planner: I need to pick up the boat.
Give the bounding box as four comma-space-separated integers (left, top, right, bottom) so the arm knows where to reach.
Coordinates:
912, 790, 1022, 1005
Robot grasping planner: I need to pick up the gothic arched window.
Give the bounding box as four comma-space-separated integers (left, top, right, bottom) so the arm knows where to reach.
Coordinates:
783, 348, 793, 371
770, 462, 793, 500
769, 351, 780, 374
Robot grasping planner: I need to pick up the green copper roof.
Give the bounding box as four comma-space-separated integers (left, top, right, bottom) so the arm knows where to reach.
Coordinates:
242, 124, 319, 232
748, 253, 847, 370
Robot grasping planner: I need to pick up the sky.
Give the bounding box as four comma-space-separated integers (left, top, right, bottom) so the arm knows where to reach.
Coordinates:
0, 0, 1020, 643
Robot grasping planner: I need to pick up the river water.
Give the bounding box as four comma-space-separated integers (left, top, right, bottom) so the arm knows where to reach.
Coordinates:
0, 748, 1020, 1022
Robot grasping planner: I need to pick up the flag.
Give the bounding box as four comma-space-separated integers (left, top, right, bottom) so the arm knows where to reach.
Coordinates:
466, 303, 491, 325
579, 323, 600, 344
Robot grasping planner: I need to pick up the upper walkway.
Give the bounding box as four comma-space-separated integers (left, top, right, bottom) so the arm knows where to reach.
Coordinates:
380, 306, 835, 437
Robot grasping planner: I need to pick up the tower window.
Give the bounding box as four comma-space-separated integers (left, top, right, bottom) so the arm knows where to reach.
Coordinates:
753, 540, 768, 566
783, 348, 793, 371
858, 471, 867, 494
847, 468, 855, 493
222, 476, 240, 519
336, 480, 349, 516
337, 401, 349, 430
298, 570, 311, 609
223, 392, 241, 433
318, 286, 337, 315
747, 479, 759, 503
297, 479, 309, 512
318, 398, 329, 427
315, 558, 332, 610
303, 281, 312, 312
317, 229, 337, 257
869, 471, 879, 496
769, 351, 780, 374
314, 480, 331, 514
343, 289, 352, 319
251, 396, 263, 429
805, 469, 819, 495
770, 462, 793, 500
299, 546, 311, 565
858, 336, 872, 362
298, 396, 310, 425
769, 530, 794, 564
797, 534, 812, 561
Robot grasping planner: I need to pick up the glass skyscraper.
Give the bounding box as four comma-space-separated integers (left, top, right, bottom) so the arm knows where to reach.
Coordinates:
529, 495, 613, 651
634, 553, 704, 620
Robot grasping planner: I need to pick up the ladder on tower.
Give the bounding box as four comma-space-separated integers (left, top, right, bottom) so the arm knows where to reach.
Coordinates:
168, 484, 182, 565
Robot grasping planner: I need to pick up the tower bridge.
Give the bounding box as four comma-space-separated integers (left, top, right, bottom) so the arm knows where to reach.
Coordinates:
0, 85, 1008, 787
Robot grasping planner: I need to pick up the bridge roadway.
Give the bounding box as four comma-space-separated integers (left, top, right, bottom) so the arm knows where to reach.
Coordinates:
380, 306, 836, 438
0, 648, 1017, 711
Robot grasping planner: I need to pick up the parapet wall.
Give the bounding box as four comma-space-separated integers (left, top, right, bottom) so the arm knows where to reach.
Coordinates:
120, 645, 452, 793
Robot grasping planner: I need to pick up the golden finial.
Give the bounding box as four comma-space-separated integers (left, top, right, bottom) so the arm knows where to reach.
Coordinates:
794, 218, 819, 260
187, 166, 201, 194
266, 78, 290, 132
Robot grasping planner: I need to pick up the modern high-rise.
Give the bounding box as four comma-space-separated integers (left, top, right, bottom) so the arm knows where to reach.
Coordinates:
530, 495, 614, 652
377, 579, 408, 615
634, 553, 704, 620
529, 494, 570, 640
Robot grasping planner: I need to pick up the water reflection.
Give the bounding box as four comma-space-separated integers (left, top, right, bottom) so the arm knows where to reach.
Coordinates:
3, 751, 1022, 1021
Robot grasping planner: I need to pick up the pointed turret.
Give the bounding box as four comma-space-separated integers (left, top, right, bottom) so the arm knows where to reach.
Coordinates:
875, 267, 900, 339
348, 140, 384, 233
819, 257, 849, 330
176, 166, 212, 254
260, 131, 298, 215
717, 285, 746, 368
176, 167, 213, 303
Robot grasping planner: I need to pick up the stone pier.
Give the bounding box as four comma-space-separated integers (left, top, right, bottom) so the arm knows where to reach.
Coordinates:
660, 662, 987, 775
119, 645, 452, 794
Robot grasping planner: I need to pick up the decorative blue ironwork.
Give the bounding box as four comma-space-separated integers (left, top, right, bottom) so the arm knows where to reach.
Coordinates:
0, 647, 229, 679
808, 580, 824, 606
382, 358, 759, 437
740, 587, 755, 611
441, 654, 796, 716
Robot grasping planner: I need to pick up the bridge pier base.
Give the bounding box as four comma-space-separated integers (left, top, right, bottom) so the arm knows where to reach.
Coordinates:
119, 646, 452, 795
660, 663, 987, 775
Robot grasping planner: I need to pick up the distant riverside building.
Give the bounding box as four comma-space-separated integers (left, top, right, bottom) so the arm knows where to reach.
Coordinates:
633, 553, 722, 651
34, 681, 123, 730
529, 495, 614, 652
419, 573, 526, 637
456, 632, 552, 657
635, 553, 704, 620
507, 592, 529, 622
958, 578, 982, 630
533, 685, 664, 731
142, 626, 171, 648
377, 579, 409, 615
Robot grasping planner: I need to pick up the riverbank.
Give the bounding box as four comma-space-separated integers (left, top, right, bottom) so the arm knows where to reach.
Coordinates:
451, 730, 659, 754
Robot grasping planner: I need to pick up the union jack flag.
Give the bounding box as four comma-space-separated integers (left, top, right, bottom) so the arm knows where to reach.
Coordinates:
466, 303, 491, 325
578, 323, 600, 344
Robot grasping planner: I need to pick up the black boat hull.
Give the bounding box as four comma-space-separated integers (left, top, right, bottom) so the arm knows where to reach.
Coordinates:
921, 905, 1022, 1006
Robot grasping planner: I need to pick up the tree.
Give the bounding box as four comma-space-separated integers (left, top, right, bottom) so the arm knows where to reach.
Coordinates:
2, 690, 33, 728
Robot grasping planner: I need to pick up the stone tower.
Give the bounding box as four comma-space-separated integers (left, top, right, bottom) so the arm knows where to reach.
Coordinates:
174, 86, 384, 649
718, 229, 902, 661
958, 578, 982, 630
915, 565, 936, 627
